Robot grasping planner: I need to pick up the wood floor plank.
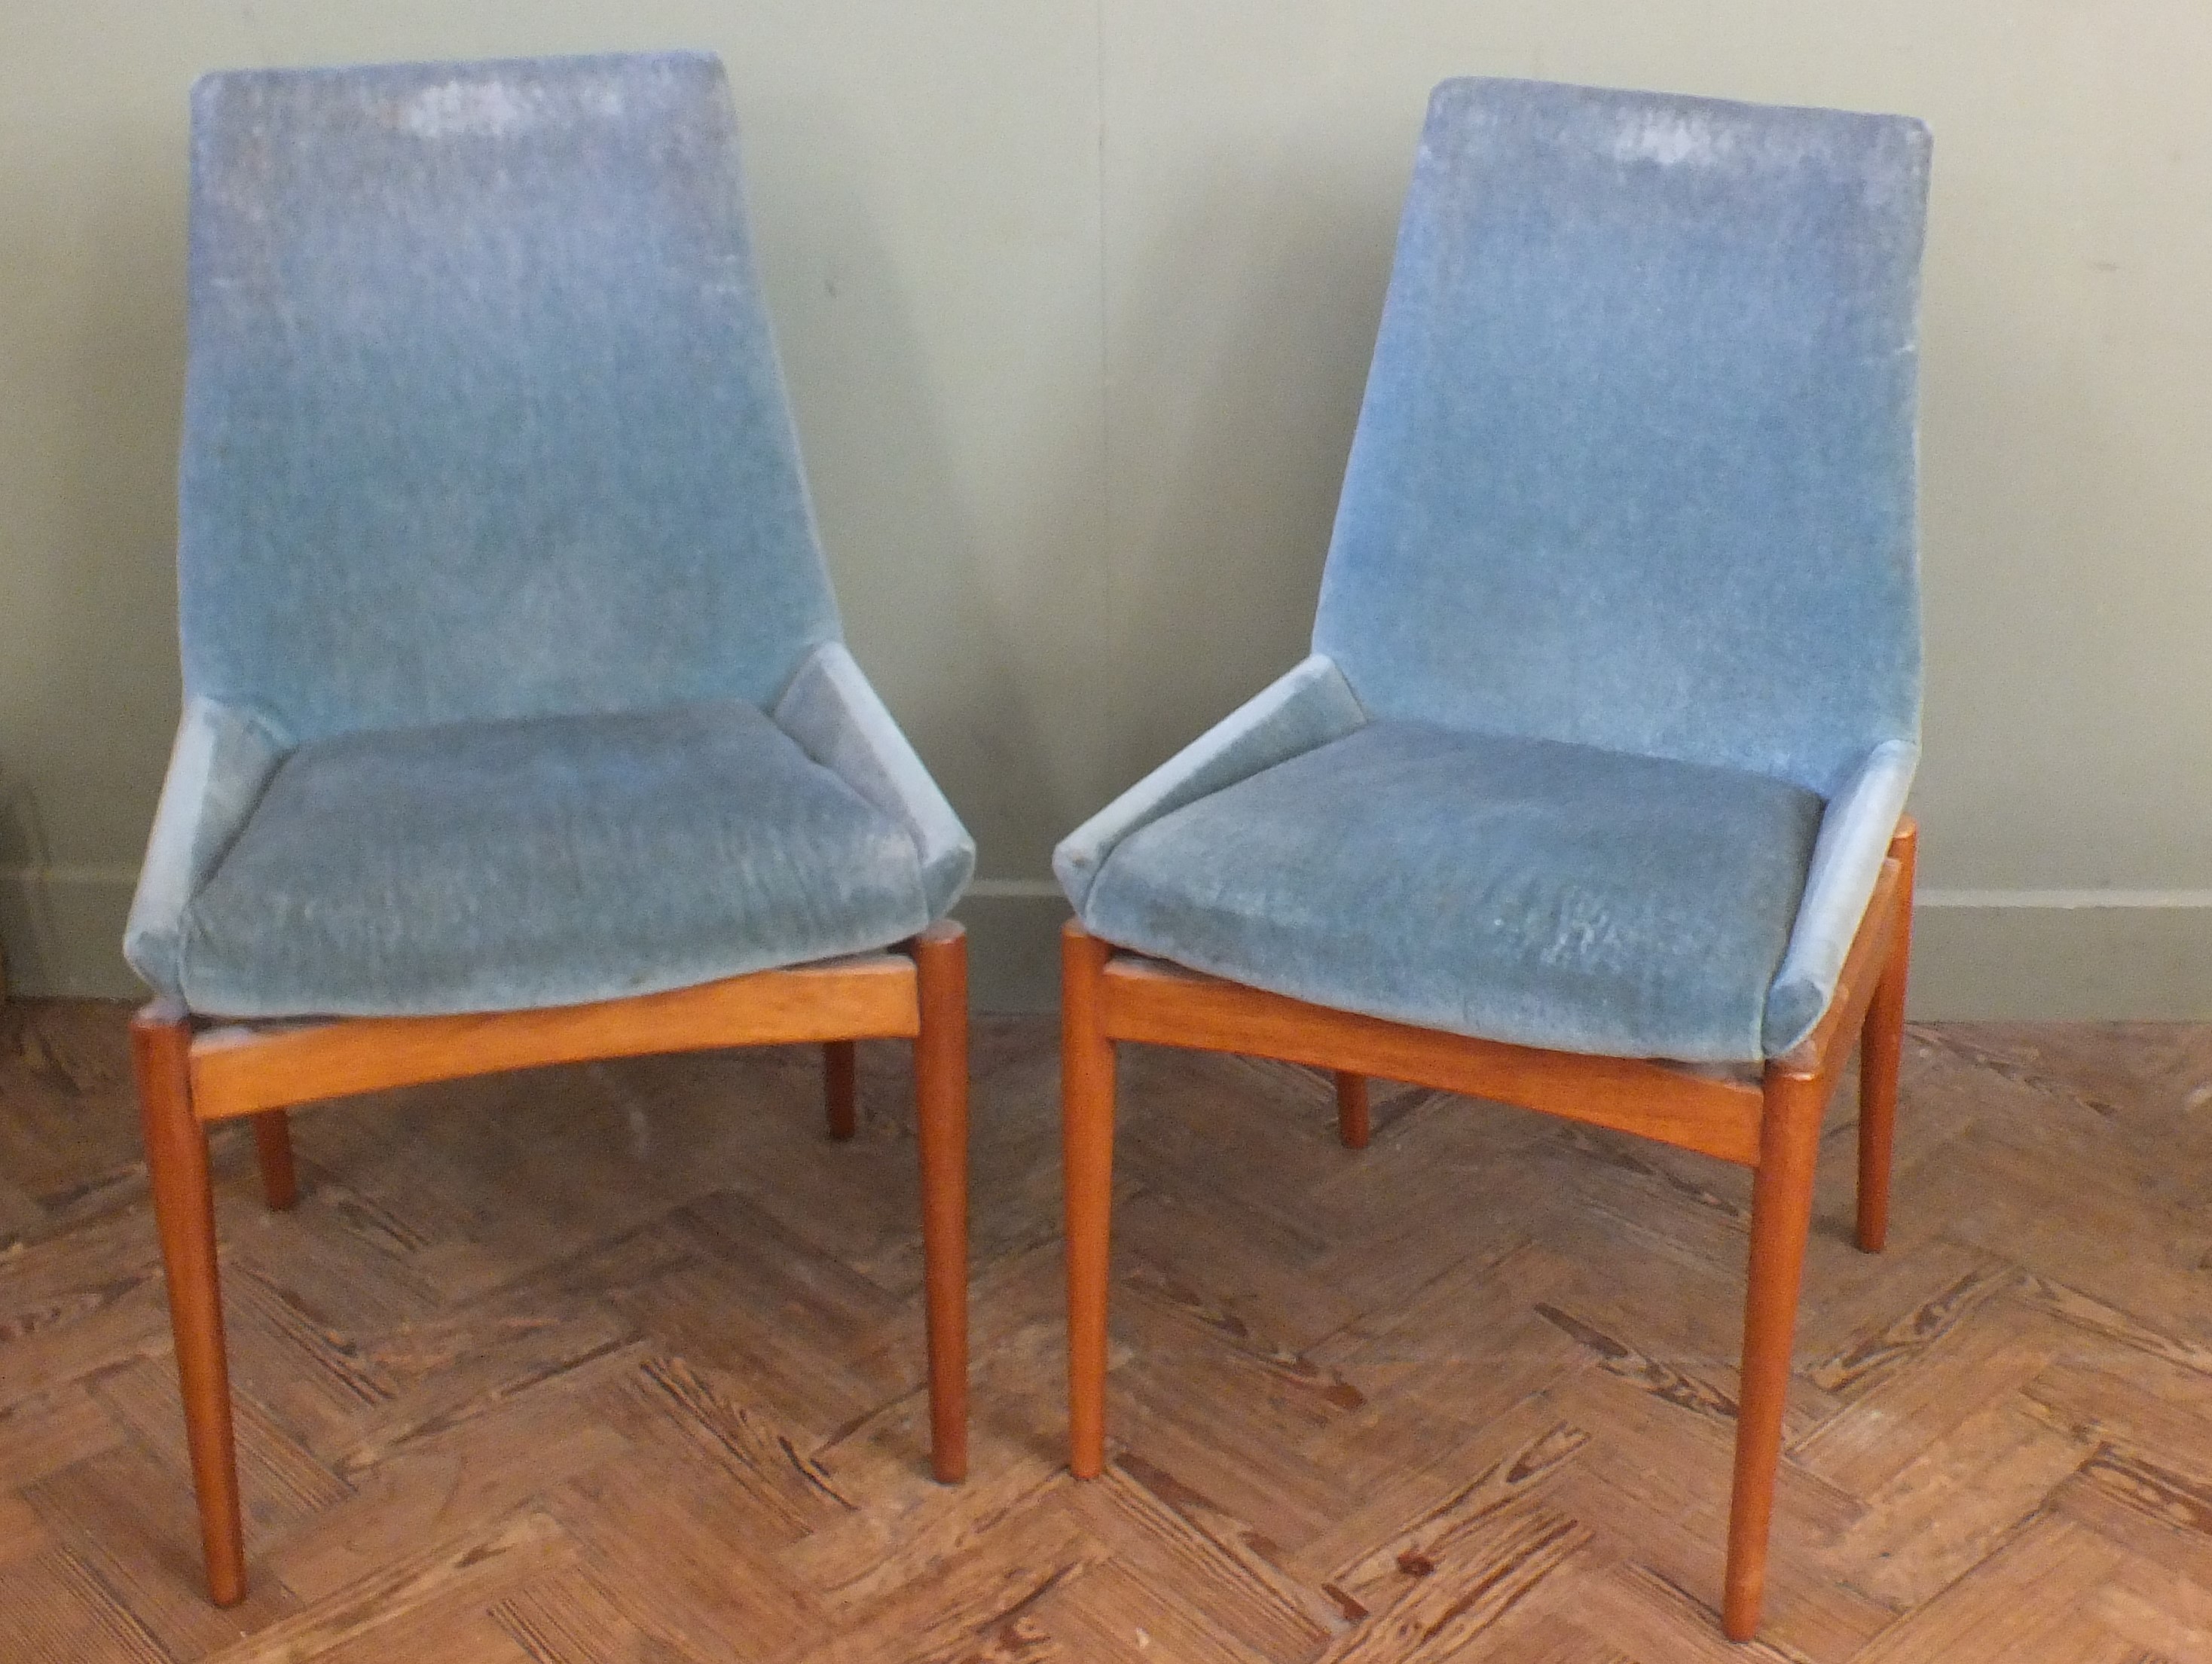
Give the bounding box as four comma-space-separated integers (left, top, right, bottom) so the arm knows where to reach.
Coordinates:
93, 1357, 351, 1535
1788, 1295, 2075, 1496
203, 1507, 570, 1663
0, 1545, 168, 1663
545, 1455, 829, 1662
490, 1564, 716, 1664
779, 1422, 1065, 1604
2090, 1555, 2212, 1664
261, 1380, 628, 1605
0, 1206, 172, 1406
1039, 1553, 1283, 1664
789, 1498, 1104, 1664
1849, 1514, 2128, 1664
0, 1384, 125, 1490
1318, 1492, 1588, 1664
1063, 1452, 1340, 1657
26, 1437, 306, 1654
0, 1490, 53, 1568
1831, 1396, 2091, 1608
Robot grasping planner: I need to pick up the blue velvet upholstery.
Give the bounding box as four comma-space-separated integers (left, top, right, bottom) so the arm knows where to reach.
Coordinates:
127, 53, 972, 1015
179, 53, 839, 739
1086, 723, 1823, 1062
1059, 78, 1928, 1062
124, 698, 292, 999
1315, 80, 1929, 800
775, 643, 976, 921
1763, 739, 1918, 1054
174, 703, 928, 1018
1055, 655, 1367, 912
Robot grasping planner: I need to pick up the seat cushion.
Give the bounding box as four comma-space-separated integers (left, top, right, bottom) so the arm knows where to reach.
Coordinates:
176, 701, 930, 1018
1080, 722, 1823, 1063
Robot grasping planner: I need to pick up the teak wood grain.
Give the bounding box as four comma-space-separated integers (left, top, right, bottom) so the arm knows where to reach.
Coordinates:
823, 1040, 860, 1142
1725, 1066, 1830, 1640
129, 1003, 246, 1608
189, 955, 921, 1122
1334, 1071, 1371, 1150
912, 926, 970, 1483
1063, 820, 1919, 1644
130, 927, 967, 1610
1062, 924, 1117, 1482
1098, 954, 1766, 1168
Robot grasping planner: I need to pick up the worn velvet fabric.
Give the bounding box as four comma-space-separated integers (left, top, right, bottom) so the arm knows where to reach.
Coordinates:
1086, 722, 1823, 1063
175, 703, 928, 1018
1315, 79, 1929, 799
127, 53, 973, 1015
179, 53, 839, 737
1060, 78, 1929, 1062
1761, 738, 1917, 1054
1055, 655, 1366, 911
124, 698, 292, 1001
775, 643, 976, 921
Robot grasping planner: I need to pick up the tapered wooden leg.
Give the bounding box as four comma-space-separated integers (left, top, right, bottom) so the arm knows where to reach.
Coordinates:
131, 1003, 246, 1608
1062, 921, 1116, 1479
1857, 820, 1917, 1253
252, 1110, 298, 1211
824, 1040, 858, 1142
1725, 1067, 1828, 1641
912, 923, 968, 1482
1334, 1072, 1370, 1149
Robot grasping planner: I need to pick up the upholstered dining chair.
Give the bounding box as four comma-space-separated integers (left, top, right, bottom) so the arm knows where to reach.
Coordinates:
1056, 78, 1927, 1641
125, 52, 973, 1607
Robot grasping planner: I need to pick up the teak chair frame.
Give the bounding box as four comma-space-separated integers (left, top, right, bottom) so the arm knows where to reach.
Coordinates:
1062, 822, 1917, 1642
134, 920, 970, 1608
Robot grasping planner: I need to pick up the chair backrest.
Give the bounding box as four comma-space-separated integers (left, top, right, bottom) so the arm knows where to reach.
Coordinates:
179, 53, 840, 743
1313, 79, 1930, 797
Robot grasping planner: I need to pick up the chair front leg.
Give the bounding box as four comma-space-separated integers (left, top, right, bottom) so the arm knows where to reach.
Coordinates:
1857, 821, 1917, 1253
131, 1003, 247, 1607
912, 923, 969, 1482
1062, 923, 1116, 1479
1724, 1066, 1826, 1641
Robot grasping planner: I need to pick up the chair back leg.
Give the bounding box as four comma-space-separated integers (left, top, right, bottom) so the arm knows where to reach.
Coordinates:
132, 1005, 248, 1607
252, 1110, 298, 1211
912, 923, 970, 1482
824, 1040, 859, 1141
1062, 924, 1117, 1479
1334, 1073, 1371, 1148
1724, 1066, 1827, 1641
1857, 821, 1917, 1253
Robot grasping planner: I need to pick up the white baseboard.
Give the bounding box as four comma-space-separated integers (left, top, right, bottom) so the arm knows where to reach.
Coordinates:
8, 867, 2209, 1021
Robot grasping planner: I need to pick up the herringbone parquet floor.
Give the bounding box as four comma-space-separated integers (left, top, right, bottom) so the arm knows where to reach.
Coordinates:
2, 999, 2209, 1662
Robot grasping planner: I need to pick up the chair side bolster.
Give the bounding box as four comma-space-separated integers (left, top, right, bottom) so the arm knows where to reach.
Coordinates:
1761, 739, 1920, 1056
124, 696, 293, 1001
774, 642, 976, 921
1053, 653, 1368, 913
